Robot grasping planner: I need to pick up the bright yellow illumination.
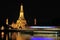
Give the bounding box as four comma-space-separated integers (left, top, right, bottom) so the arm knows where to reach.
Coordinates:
16, 4, 27, 29
11, 22, 17, 28
5, 3, 27, 29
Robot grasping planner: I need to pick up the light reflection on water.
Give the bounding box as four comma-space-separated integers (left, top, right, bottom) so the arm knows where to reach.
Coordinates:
9, 32, 31, 40
1, 32, 4, 38
0, 32, 60, 40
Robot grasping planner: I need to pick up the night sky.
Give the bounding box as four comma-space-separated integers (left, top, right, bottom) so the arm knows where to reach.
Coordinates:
0, 0, 60, 26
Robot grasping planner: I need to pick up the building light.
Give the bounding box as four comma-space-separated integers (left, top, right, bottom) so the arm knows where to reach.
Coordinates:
1, 26, 4, 30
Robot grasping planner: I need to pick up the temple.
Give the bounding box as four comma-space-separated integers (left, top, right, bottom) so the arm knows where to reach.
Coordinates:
6, 3, 27, 29
16, 3, 27, 29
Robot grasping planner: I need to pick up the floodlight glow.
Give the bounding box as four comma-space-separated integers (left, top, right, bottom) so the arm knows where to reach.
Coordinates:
30, 26, 55, 28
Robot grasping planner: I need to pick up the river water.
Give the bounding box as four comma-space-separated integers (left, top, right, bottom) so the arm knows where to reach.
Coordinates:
0, 31, 60, 40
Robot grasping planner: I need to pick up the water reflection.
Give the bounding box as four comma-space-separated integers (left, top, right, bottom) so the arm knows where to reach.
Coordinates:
11, 32, 17, 40
7, 32, 31, 40
1, 32, 4, 38
0, 31, 60, 40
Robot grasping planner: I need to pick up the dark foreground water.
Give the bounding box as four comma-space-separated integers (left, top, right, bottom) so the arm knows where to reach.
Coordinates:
0, 30, 60, 40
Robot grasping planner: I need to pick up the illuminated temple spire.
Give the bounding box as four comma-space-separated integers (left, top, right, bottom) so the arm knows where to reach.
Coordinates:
19, 3, 25, 19
16, 3, 27, 29
5, 3, 27, 29
6, 18, 8, 25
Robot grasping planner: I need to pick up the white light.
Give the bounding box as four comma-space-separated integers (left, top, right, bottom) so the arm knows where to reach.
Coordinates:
9, 27, 11, 29
1, 26, 4, 30
30, 26, 55, 28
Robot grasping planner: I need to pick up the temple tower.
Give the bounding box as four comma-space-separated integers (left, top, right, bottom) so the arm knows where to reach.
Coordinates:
16, 3, 27, 29
6, 3, 27, 29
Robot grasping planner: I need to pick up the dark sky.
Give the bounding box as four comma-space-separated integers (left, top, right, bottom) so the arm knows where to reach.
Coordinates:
0, 0, 60, 26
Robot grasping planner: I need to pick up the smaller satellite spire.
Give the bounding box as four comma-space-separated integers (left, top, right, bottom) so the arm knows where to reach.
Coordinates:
34, 18, 36, 25
6, 18, 8, 25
